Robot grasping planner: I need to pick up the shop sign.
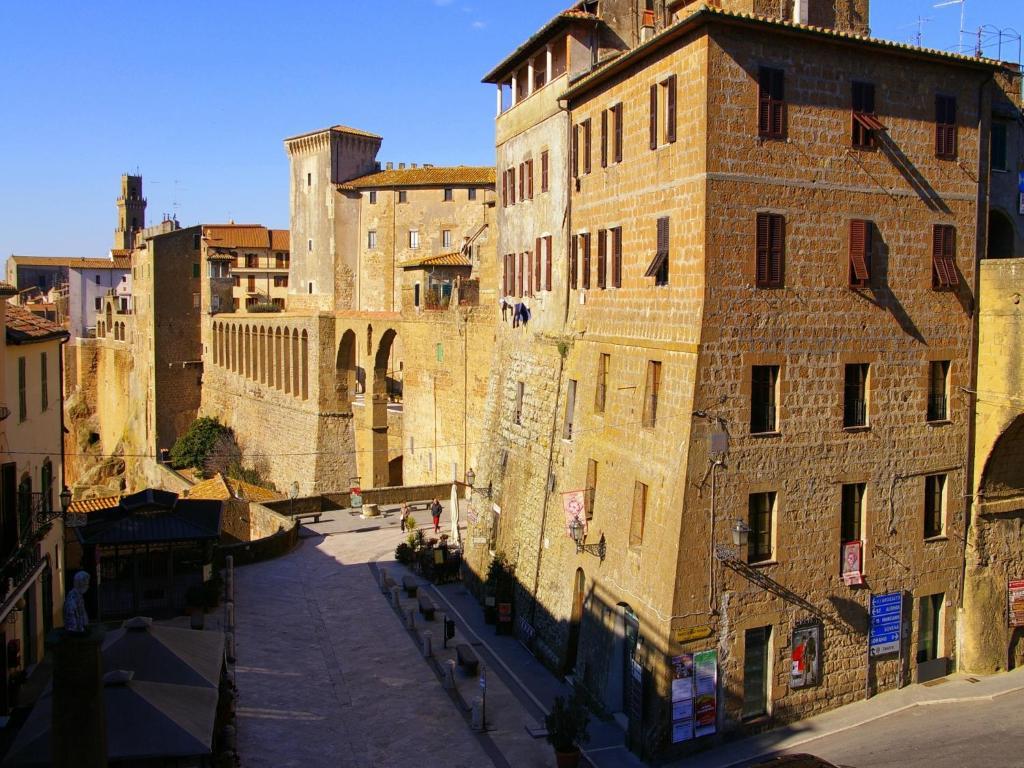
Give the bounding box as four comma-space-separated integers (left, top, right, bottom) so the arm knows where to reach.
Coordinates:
842, 541, 863, 586
1009, 579, 1024, 627
869, 591, 902, 657
693, 649, 718, 738
790, 621, 822, 689
674, 625, 713, 644
670, 654, 695, 743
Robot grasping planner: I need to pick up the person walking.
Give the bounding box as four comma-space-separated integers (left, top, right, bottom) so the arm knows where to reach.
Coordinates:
430, 498, 442, 534
399, 501, 410, 536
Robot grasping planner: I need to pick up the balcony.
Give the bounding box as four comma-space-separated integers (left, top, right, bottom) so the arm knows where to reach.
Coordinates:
0, 493, 53, 619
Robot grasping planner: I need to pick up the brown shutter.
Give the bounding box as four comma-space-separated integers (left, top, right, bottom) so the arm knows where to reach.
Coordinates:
545, 235, 553, 291
769, 214, 784, 286
528, 159, 534, 199
582, 233, 591, 289
612, 228, 622, 287
572, 126, 579, 178
771, 69, 785, 137
502, 170, 507, 207
535, 241, 542, 293
518, 252, 524, 297
598, 229, 607, 288
542, 151, 549, 192
601, 109, 608, 168
849, 219, 870, 286
650, 83, 658, 150
666, 75, 677, 143
933, 225, 959, 287
584, 119, 592, 174
756, 213, 770, 286
519, 162, 524, 201
502, 253, 508, 294
613, 104, 623, 163
758, 69, 771, 136
510, 166, 516, 204
570, 235, 578, 290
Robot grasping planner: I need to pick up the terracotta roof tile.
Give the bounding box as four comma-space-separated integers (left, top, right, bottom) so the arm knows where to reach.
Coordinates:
5, 304, 69, 344
187, 473, 282, 503
0, 282, 17, 297
284, 125, 383, 142
68, 495, 121, 514
202, 225, 290, 252
483, 10, 601, 83
401, 252, 473, 268
270, 230, 290, 251
8, 256, 124, 270
342, 166, 495, 190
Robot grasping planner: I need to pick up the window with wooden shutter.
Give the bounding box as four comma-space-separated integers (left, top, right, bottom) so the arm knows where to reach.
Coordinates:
519, 162, 525, 201
852, 81, 883, 149
650, 83, 658, 150
503, 253, 508, 294
758, 67, 785, 139
849, 219, 872, 288
665, 75, 677, 143
518, 252, 524, 297
502, 170, 508, 207
582, 233, 592, 290
645, 217, 670, 286
535, 244, 542, 294
570, 235, 579, 290
545, 235, 553, 291
935, 95, 957, 159
597, 229, 607, 289
601, 109, 608, 168
611, 227, 622, 288
510, 167, 516, 204
932, 224, 958, 288
642, 360, 661, 428
755, 213, 785, 288
572, 126, 580, 178
583, 118, 592, 174
528, 159, 535, 199
541, 150, 550, 192
613, 103, 623, 163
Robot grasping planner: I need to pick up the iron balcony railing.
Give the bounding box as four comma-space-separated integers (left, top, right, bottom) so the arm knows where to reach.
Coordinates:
927, 394, 948, 422
0, 492, 51, 610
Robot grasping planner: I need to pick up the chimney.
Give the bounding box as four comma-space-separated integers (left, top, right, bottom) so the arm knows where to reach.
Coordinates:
386, 162, 394, 171
411, 163, 418, 169
398, 162, 406, 170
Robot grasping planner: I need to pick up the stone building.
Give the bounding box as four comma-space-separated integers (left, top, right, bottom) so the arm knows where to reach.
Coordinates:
0, 299, 68, 713
470, 0, 1021, 759
202, 225, 290, 313
201, 126, 497, 494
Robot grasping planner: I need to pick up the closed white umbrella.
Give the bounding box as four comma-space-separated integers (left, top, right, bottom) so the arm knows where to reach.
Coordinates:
450, 482, 462, 547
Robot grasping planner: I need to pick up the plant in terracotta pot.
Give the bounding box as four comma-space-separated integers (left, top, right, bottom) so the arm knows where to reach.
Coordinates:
544, 690, 590, 767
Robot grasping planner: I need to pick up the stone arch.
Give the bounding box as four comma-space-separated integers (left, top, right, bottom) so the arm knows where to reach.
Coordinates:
259, 326, 268, 385
274, 327, 284, 390
283, 326, 292, 394
214, 323, 220, 366
105, 304, 112, 331
988, 209, 1016, 259
979, 414, 1024, 506
368, 328, 402, 486
229, 326, 236, 372
336, 329, 357, 411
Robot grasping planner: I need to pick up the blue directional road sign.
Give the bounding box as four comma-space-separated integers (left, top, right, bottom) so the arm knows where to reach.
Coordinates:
869, 592, 902, 657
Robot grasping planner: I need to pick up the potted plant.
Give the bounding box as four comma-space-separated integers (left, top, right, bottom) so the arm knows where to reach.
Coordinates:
544, 691, 590, 767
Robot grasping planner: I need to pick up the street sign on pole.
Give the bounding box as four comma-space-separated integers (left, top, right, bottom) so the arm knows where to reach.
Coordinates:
869, 591, 902, 657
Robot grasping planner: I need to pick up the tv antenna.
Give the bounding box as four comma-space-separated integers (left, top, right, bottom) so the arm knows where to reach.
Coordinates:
934, 0, 967, 54
912, 16, 933, 47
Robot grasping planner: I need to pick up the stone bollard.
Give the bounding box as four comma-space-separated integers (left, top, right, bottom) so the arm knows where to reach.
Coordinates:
390, 585, 401, 608
225, 631, 236, 664
443, 660, 457, 690
422, 631, 433, 658
406, 607, 416, 630
379, 568, 388, 593
471, 697, 484, 731
225, 600, 235, 631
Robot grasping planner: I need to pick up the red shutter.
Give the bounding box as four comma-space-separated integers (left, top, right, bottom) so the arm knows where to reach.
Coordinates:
597, 229, 607, 289
849, 219, 870, 287
666, 75, 677, 143
650, 84, 658, 150
614, 104, 623, 163
601, 109, 608, 168
545, 235, 553, 291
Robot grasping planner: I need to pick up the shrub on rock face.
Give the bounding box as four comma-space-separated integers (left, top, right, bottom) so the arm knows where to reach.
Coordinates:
170, 417, 231, 471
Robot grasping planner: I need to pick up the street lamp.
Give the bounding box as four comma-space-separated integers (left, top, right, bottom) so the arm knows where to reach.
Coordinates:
569, 516, 606, 561
36, 486, 77, 526
731, 519, 751, 548
465, 468, 475, 487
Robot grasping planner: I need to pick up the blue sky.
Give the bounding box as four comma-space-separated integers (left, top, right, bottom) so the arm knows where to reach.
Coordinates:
0, 0, 1018, 257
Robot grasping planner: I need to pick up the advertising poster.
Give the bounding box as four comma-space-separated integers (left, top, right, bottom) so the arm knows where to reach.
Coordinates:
670, 654, 695, 743
1009, 579, 1024, 627
790, 623, 822, 689
693, 649, 718, 738
841, 541, 863, 586
561, 490, 587, 539
869, 591, 902, 657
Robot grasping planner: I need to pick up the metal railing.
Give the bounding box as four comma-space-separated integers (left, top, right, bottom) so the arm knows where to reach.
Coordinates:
927, 394, 948, 422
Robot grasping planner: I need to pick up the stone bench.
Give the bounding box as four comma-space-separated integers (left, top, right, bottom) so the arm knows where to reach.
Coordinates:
417, 593, 436, 620
293, 511, 322, 525
402, 575, 418, 597
456, 643, 479, 675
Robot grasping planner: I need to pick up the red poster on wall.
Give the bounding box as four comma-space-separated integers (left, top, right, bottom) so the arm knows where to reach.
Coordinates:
842, 541, 863, 586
